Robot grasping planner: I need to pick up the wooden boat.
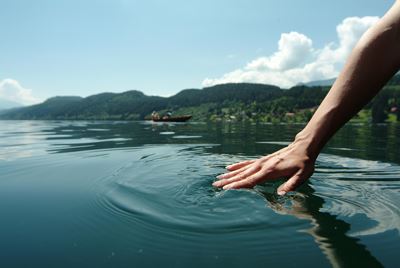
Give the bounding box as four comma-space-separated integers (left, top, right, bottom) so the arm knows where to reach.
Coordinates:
152, 115, 192, 122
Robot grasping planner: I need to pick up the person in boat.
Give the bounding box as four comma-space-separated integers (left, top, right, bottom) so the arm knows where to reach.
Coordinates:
151, 111, 160, 120
214, 0, 400, 195
162, 111, 172, 120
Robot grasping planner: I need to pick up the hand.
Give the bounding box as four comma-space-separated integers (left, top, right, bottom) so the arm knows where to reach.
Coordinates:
213, 141, 316, 195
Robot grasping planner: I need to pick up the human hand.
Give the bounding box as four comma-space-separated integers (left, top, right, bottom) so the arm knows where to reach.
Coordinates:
213, 141, 316, 195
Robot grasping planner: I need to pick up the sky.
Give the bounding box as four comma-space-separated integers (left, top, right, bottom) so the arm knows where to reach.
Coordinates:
0, 0, 395, 105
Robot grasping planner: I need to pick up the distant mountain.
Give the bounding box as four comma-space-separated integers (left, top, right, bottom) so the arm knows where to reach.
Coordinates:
307, 78, 336, 87
299, 78, 336, 87
0, 98, 22, 110
300, 73, 400, 87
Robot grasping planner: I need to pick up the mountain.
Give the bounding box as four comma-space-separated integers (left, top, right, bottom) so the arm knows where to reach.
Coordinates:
0, 83, 284, 120
299, 78, 336, 87
0, 99, 22, 110
1, 74, 399, 122
301, 73, 400, 87
6, 96, 84, 119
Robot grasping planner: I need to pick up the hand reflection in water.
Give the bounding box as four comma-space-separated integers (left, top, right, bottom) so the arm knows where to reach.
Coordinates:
258, 185, 384, 268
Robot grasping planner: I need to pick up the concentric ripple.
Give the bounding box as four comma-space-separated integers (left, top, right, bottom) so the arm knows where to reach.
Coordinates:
313, 154, 400, 236
100, 145, 287, 228
91, 145, 312, 260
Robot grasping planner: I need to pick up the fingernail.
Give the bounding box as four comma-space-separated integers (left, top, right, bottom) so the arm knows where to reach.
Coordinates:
223, 185, 232, 190
216, 174, 225, 179
213, 181, 221, 187
277, 190, 286, 196
225, 165, 232, 169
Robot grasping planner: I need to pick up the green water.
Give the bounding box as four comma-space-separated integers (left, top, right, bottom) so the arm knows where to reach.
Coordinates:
0, 120, 399, 267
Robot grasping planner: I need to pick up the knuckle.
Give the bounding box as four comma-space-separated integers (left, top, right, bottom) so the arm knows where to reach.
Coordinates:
248, 177, 260, 185
242, 181, 255, 188
230, 174, 244, 182
260, 165, 274, 174
269, 158, 280, 167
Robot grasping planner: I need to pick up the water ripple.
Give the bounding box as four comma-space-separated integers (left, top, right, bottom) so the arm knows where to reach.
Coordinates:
314, 154, 400, 236
97, 148, 398, 258
91, 145, 309, 258
1, 120, 399, 267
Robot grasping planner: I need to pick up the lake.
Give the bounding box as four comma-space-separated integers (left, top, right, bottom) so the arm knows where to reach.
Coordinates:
0, 120, 399, 267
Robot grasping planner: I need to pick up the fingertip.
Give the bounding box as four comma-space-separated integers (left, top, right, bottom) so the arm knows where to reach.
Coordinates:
277, 189, 287, 196
226, 164, 238, 171
213, 179, 225, 187
222, 184, 233, 190
277, 184, 289, 196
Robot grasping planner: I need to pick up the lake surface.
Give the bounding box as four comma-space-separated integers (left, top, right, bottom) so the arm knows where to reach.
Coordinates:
0, 120, 399, 267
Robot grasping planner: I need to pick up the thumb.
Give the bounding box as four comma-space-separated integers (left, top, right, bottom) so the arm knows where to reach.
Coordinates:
277, 171, 307, 196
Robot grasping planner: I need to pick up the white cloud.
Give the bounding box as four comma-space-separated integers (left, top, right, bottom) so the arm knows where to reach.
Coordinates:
248, 32, 314, 71
203, 16, 380, 88
0, 79, 42, 105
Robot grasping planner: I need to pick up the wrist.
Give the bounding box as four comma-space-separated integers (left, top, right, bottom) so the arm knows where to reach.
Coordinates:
293, 129, 323, 160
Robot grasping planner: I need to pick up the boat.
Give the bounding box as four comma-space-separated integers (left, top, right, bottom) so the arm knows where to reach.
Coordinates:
152, 115, 192, 122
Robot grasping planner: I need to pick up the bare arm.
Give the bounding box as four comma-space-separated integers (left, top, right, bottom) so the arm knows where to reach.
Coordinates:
297, 0, 400, 158
214, 1, 400, 195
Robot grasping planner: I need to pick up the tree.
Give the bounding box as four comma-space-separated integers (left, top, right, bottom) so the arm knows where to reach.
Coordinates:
371, 92, 388, 123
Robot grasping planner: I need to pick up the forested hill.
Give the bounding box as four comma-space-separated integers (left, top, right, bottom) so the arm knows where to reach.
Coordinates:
1, 74, 400, 123
0, 83, 285, 120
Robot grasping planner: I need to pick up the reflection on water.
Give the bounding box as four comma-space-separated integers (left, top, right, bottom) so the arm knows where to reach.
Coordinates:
259, 185, 385, 268
0, 120, 399, 267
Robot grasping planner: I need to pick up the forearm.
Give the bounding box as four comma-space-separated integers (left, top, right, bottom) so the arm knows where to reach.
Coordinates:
296, 1, 400, 158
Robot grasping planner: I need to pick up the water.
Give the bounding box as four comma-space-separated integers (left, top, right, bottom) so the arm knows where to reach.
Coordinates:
0, 120, 399, 267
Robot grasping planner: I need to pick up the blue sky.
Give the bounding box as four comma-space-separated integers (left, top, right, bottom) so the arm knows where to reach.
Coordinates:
0, 0, 394, 104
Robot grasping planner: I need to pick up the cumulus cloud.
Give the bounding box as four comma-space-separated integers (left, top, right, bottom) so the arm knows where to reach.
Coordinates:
203, 16, 380, 88
0, 79, 42, 105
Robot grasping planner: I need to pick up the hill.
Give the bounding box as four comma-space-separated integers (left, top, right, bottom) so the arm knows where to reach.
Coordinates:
1, 74, 400, 123
0, 83, 284, 120
0, 98, 22, 110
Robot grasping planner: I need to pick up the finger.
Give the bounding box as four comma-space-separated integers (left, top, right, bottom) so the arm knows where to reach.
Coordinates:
213, 166, 260, 188
277, 171, 307, 196
225, 160, 255, 171
225, 149, 284, 171
223, 170, 269, 190
216, 164, 253, 180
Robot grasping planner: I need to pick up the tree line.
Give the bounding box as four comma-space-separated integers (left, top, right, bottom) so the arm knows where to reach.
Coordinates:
1, 76, 400, 123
